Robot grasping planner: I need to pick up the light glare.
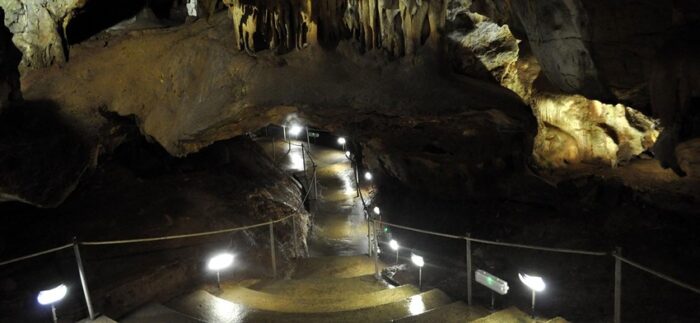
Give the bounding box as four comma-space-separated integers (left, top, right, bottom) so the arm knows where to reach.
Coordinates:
411, 253, 424, 267
373, 206, 380, 215
364, 172, 373, 180
289, 125, 303, 136
389, 239, 399, 251
208, 253, 235, 271
337, 137, 346, 145
518, 273, 545, 292
37, 284, 67, 305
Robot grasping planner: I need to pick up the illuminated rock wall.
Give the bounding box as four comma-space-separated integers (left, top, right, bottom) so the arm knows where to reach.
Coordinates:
531, 94, 659, 168
222, 0, 448, 56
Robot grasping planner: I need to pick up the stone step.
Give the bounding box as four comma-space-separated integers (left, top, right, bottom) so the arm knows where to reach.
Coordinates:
217, 282, 420, 313
470, 306, 569, 323
248, 274, 391, 298
292, 255, 381, 279
393, 301, 491, 322
165, 290, 251, 323
239, 288, 453, 323
120, 302, 204, 323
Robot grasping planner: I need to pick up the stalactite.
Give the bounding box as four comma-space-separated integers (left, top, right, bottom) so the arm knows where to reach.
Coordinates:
222, 0, 446, 56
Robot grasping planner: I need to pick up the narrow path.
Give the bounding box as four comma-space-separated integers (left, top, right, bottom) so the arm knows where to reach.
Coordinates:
260, 138, 369, 257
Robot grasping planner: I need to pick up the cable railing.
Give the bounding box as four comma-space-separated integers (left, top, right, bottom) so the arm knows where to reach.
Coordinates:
368, 218, 700, 323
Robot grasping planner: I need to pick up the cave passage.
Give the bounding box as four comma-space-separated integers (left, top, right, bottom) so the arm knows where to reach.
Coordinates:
256, 124, 371, 257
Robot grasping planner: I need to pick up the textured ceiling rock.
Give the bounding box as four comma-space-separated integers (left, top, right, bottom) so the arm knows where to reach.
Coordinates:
20, 11, 533, 203
0, 0, 87, 71
471, 0, 683, 110
446, 12, 526, 99
531, 93, 659, 168
222, 0, 448, 57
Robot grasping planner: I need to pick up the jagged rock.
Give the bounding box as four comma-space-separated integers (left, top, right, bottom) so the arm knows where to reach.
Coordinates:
20, 12, 533, 201
447, 14, 526, 98
0, 0, 87, 71
0, 7, 22, 114
531, 93, 659, 168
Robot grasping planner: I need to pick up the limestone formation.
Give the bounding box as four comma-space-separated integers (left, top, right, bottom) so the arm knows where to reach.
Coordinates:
0, 7, 21, 114
222, 0, 448, 56
531, 94, 659, 168
0, 0, 88, 71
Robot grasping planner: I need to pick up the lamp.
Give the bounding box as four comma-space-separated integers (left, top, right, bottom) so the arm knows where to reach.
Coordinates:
208, 253, 235, 289
518, 273, 545, 318
389, 239, 399, 264
37, 284, 67, 323
364, 172, 373, 180
411, 253, 425, 290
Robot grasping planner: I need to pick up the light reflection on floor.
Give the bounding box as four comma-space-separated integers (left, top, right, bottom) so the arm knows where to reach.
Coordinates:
259, 138, 370, 257
407, 294, 426, 315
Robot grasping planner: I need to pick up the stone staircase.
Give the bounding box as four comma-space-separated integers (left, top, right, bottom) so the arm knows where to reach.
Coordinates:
120, 256, 566, 323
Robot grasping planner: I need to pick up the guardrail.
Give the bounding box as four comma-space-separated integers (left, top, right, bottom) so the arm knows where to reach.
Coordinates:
1, 157, 313, 322
368, 218, 699, 323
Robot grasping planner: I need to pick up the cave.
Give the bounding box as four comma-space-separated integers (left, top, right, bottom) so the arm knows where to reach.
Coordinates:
1, 1, 699, 322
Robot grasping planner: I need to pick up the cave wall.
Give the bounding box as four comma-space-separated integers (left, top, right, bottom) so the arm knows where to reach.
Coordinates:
0, 7, 21, 114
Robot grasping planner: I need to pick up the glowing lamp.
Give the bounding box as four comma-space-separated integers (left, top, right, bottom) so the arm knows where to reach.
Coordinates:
519, 273, 545, 318
389, 239, 400, 264
389, 239, 399, 251
373, 206, 381, 215
411, 253, 424, 267
208, 253, 235, 289
208, 253, 234, 271
37, 284, 67, 305
364, 172, 373, 180
37, 284, 67, 323
288, 125, 303, 136
337, 137, 346, 145
519, 273, 545, 292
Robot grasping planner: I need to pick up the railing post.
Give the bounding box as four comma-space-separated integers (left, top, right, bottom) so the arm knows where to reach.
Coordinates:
313, 167, 318, 200
366, 211, 372, 257
73, 237, 95, 320
466, 232, 473, 306
292, 214, 298, 258
614, 247, 622, 323
272, 136, 276, 162
270, 223, 277, 278
306, 127, 311, 152
373, 219, 380, 280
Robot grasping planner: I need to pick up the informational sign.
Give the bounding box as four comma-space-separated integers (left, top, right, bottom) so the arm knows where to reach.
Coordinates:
475, 269, 509, 295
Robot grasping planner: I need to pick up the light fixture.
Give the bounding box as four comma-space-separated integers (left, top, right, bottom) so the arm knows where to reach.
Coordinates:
288, 124, 303, 136
519, 273, 545, 318
37, 284, 67, 323
364, 172, 373, 180
337, 137, 346, 145
411, 253, 425, 290
389, 239, 399, 264
208, 253, 235, 289
373, 206, 380, 215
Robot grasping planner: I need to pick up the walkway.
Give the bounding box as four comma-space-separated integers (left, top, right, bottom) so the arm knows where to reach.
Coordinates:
119, 136, 568, 322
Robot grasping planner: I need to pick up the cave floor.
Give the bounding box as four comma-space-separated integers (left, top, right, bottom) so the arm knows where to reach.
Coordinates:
258, 137, 370, 257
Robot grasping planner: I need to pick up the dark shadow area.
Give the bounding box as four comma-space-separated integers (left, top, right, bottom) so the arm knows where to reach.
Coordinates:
66, 0, 148, 44
0, 7, 23, 105
0, 101, 92, 207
